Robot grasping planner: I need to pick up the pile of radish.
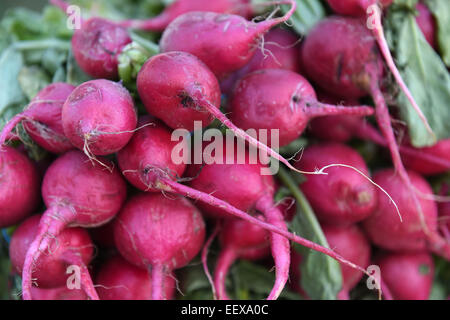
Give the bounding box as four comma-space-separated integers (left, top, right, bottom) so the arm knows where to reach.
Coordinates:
0, 0, 449, 301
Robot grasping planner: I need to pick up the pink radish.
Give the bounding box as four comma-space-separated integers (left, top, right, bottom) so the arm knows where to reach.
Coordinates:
116, 0, 251, 31
401, 139, 450, 176
415, 2, 437, 49
62, 79, 137, 157
0, 146, 40, 228
96, 255, 176, 300
214, 217, 271, 299
50, 0, 132, 79
301, 16, 431, 241
322, 225, 371, 300
326, 0, 431, 133
0, 83, 75, 153
159, 1, 297, 79
21, 150, 127, 300
362, 168, 450, 259
30, 286, 88, 300
375, 251, 434, 300
294, 143, 378, 225
229, 68, 375, 147
113, 193, 205, 300
10, 215, 97, 300
136, 51, 319, 175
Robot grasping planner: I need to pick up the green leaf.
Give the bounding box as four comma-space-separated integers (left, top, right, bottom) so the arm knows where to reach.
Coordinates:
18, 66, 50, 100
426, 0, 450, 67
385, 3, 450, 147
277, 167, 343, 300
281, 0, 326, 35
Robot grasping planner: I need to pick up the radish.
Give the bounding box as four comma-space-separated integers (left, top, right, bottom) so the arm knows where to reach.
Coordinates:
375, 251, 434, 300
159, 1, 297, 79
214, 217, 271, 299
301, 16, 431, 240
0, 146, 40, 228
415, 2, 437, 49
294, 143, 378, 225
21, 150, 127, 300
116, 0, 251, 31
326, 0, 430, 132
50, 0, 132, 79
0, 83, 75, 153
229, 69, 375, 147
136, 51, 320, 175
362, 168, 450, 259
322, 225, 371, 300
401, 139, 450, 176
89, 219, 117, 249
113, 193, 205, 300
30, 286, 88, 300
62, 79, 137, 157
96, 255, 176, 300
10, 215, 97, 300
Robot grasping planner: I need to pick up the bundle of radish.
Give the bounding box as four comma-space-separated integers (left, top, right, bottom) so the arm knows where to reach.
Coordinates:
62, 79, 137, 158
213, 217, 270, 300
113, 193, 205, 300
96, 255, 176, 300
10, 215, 97, 300
20, 150, 127, 300
0, 146, 40, 228
0, 83, 75, 154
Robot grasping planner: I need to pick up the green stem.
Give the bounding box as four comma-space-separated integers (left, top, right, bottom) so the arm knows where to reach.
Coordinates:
129, 31, 160, 56
12, 39, 70, 51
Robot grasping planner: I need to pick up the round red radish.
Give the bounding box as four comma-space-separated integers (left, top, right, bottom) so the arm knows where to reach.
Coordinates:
10, 214, 94, 290
327, 0, 392, 16
294, 143, 378, 225
114, 193, 205, 300
401, 139, 450, 176
0, 146, 40, 228
375, 251, 434, 300
30, 286, 88, 300
62, 79, 137, 156
159, 1, 297, 79
96, 255, 176, 300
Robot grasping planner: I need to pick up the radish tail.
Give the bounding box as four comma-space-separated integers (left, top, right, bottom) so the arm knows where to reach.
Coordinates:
0, 113, 28, 147
151, 264, 165, 300
61, 250, 99, 300
159, 178, 370, 279
22, 206, 73, 300
257, 196, 290, 300
304, 101, 374, 118
202, 222, 221, 300
214, 247, 236, 300
254, 1, 297, 35
370, 6, 434, 137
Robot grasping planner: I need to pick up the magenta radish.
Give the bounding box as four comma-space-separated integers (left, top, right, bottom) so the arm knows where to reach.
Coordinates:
322, 225, 371, 300
230, 69, 375, 147
214, 217, 271, 299
0, 83, 75, 153
294, 143, 378, 225
116, 0, 251, 31
96, 255, 176, 300
301, 16, 430, 239
62, 79, 137, 157
136, 51, 314, 175
21, 150, 127, 300
30, 286, 88, 300
416, 2, 437, 49
10, 214, 97, 300
326, 1, 430, 132
439, 200, 450, 241
0, 146, 40, 228
113, 193, 205, 300
362, 168, 450, 259
401, 139, 450, 176
375, 251, 434, 300
159, 1, 297, 79
116, 123, 369, 289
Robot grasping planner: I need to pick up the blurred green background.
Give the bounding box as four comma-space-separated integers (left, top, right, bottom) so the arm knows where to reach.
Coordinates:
1, 0, 47, 16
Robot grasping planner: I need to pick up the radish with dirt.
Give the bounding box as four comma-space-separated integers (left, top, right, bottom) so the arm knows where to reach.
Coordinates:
0, 83, 75, 154
375, 251, 434, 300
10, 214, 97, 300
113, 193, 205, 300
96, 255, 176, 300
362, 168, 450, 259
20, 150, 127, 300
0, 146, 40, 228
214, 217, 271, 299
62, 79, 137, 157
